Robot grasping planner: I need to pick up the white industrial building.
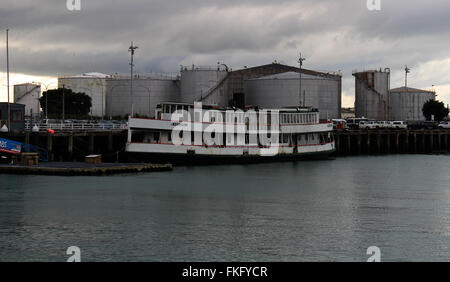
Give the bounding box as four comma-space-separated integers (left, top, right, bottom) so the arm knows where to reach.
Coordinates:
58, 73, 109, 117
57, 62, 342, 119
244, 72, 341, 120
389, 87, 436, 121
14, 83, 41, 117
353, 69, 390, 120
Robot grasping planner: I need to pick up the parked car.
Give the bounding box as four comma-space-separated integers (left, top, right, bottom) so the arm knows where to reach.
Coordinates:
390, 121, 407, 129
346, 118, 368, 129
97, 121, 114, 129
408, 121, 439, 130
377, 121, 390, 129
438, 121, 450, 129
359, 120, 378, 129
423, 121, 439, 129
408, 121, 424, 130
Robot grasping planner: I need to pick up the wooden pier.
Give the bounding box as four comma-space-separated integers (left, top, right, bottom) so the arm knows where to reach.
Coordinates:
0, 162, 172, 176
2, 129, 450, 163
334, 129, 450, 156
1, 130, 128, 162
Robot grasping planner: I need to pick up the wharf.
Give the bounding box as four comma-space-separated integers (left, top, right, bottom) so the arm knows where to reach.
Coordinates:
334, 129, 450, 156
0, 162, 172, 176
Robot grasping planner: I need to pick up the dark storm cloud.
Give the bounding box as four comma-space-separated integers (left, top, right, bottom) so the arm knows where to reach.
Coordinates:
1, 0, 450, 104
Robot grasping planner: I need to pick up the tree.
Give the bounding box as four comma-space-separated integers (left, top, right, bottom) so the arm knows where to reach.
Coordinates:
39, 88, 92, 119
422, 99, 449, 121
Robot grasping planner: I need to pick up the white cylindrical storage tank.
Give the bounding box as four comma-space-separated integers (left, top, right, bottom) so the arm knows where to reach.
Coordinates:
353, 69, 390, 120
58, 73, 108, 118
243, 72, 341, 119
180, 65, 228, 104
14, 83, 41, 117
106, 75, 180, 118
389, 87, 436, 121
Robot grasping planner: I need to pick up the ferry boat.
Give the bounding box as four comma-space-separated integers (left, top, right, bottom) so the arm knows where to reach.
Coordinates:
126, 102, 335, 164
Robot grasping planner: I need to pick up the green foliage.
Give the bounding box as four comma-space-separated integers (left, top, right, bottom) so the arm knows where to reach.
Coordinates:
422, 99, 449, 121
39, 88, 92, 119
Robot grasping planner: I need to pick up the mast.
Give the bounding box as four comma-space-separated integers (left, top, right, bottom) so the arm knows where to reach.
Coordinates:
128, 42, 138, 117
405, 65, 410, 90
6, 29, 10, 131
298, 52, 306, 107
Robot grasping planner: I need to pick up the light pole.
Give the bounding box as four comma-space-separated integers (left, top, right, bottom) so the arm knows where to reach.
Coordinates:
298, 52, 306, 107
41, 80, 58, 120
62, 84, 65, 121
97, 79, 106, 120
128, 42, 138, 117
405, 65, 410, 89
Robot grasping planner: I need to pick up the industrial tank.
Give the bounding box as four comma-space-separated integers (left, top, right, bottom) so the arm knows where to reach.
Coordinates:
243, 72, 342, 120
180, 65, 228, 106
105, 74, 180, 118
58, 73, 108, 118
353, 69, 390, 120
13, 83, 41, 117
389, 87, 436, 121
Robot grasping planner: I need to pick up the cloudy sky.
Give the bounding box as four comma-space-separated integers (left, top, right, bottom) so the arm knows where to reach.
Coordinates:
1, 0, 450, 107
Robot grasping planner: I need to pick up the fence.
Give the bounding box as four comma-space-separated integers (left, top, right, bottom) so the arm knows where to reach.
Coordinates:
25, 121, 127, 132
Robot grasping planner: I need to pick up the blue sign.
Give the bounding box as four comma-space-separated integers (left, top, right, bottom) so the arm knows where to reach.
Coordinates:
0, 138, 22, 154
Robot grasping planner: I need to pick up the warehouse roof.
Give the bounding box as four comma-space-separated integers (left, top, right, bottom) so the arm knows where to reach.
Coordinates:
390, 86, 435, 93
14, 82, 41, 86
232, 63, 342, 79
246, 71, 330, 81
60, 72, 110, 79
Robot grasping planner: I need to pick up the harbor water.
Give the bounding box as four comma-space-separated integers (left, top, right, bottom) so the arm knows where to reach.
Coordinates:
0, 155, 449, 261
